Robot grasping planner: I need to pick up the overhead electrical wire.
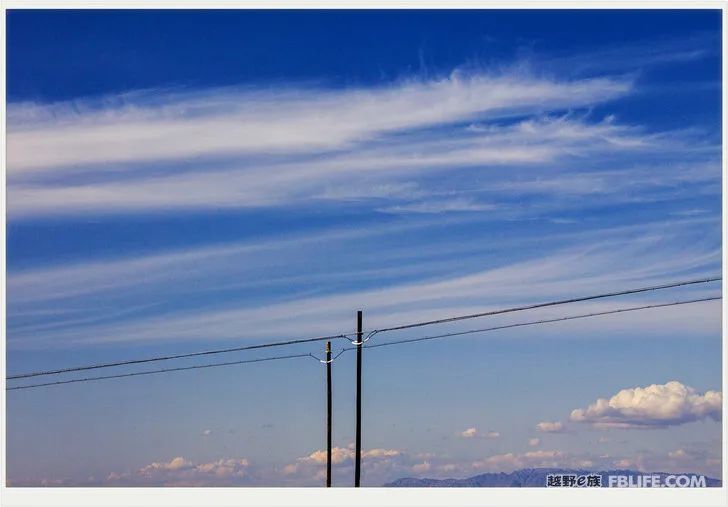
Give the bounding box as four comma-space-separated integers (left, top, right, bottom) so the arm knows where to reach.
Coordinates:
6, 353, 316, 391
351, 296, 721, 352
371, 276, 721, 334
6, 275, 720, 382
7, 296, 719, 391
7, 332, 354, 380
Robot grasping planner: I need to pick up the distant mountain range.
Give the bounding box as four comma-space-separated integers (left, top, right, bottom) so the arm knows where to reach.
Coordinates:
384, 468, 722, 487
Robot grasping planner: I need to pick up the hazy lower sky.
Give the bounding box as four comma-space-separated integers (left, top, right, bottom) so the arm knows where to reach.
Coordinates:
5, 9, 722, 486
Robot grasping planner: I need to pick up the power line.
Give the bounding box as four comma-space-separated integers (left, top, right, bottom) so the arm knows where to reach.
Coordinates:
352, 296, 721, 352
7, 332, 353, 381
8, 296, 718, 392
6, 353, 315, 391
372, 276, 721, 334
6, 276, 720, 381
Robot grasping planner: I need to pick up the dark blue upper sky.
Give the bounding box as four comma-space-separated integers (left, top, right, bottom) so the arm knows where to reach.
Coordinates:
8, 9, 721, 102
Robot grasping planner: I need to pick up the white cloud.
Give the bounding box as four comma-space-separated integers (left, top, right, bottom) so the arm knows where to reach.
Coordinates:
379, 198, 496, 215
364, 448, 402, 459
107, 456, 251, 486
668, 449, 688, 459
294, 446, 401, 467
280, 445, 617, 485
457, 427, 499, 439
528, 438, 541, 447
466, 449, 674, 475
7, 114, 665, 218
460, 427, 479, 438
194, 458, 250, 478
570, 381, 722, 428
202, 429, 212, 436
7, 73, 630, 173
7, 217, 721, 349
22, 64, 720, 221
139, 456, 191, 474
536, 421, 565, 433
13, 444, 722, 487
279, 446, 406, 486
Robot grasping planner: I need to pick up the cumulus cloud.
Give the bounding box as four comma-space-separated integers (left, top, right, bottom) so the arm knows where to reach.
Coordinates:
291, 446, 401, 468
365, 448, 402, 459
283, 445, 603, 483
466, 449, 690, 475
668, 449, 688, 459
13, 444, 722, 486
280, 445, 407, 486
460, 427, 479, 438
536, 421, 565, 433
459, 427, 499, 439
467, 446, 721, 480
570, 381, 722, 428
529, 438, 541, 447
139, 456, 191, 473
107, 456, 251, 486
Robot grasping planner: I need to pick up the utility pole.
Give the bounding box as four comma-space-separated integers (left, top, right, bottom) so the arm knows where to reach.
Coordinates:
326, 341, 332, 488
354, 310, 363, 487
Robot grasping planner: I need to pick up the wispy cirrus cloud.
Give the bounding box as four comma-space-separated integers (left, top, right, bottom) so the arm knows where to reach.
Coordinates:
2, 117, 631, 215
5, 53, 721, 352
3, 70, 640, 219
6, 216, 721, 350
6, 57, 719, 223
379, 197, 497, 215
530, 30, 719, 77
7, 72, 630, 172
6, 113, 715, 218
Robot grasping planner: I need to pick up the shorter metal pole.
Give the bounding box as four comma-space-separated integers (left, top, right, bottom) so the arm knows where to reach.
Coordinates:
354, 310, 362, 487
326, 341, 332, 487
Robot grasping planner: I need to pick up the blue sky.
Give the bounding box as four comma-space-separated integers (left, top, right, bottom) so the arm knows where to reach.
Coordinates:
5, 9, 723, 486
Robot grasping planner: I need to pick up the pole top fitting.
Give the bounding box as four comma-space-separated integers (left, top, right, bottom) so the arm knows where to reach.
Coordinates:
326, 341, 331, 353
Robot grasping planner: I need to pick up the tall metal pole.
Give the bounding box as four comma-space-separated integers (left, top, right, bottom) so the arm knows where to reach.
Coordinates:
326, 341, 332, 488
354, 310, 363, 487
